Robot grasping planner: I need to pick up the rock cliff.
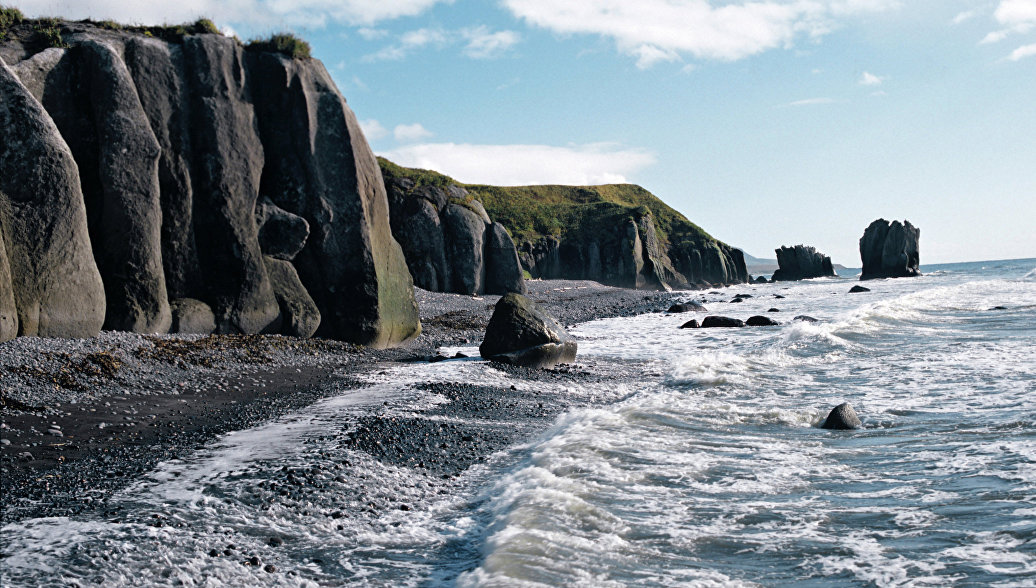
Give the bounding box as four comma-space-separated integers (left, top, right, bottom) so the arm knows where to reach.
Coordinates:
0, 19, 419, 345
379, 161, 747, 291
770, 245, 835, 281
859, 219, 921, 281
382, 161, 526, 296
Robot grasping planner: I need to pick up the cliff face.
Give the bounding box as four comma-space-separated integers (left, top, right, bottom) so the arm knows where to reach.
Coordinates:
378, 161, 748, 291
771, 245, 835, 281
381, 161, 526, 296
859, 219, 921, 281
0, 21, 419, 346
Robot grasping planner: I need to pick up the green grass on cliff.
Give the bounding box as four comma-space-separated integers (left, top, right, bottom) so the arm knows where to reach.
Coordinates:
246, 33, 311, 59
377, 158, 719, 249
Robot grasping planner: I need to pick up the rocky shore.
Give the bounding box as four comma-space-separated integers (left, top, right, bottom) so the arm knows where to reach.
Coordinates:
0, 280, 673, 524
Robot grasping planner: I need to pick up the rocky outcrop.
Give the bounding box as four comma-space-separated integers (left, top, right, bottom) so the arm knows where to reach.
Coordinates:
859, 219, 920, 280
770, 245, 835, 281
0, 22, 420, 346
479, 293, 577, 368
0, 57, 106, 338
383, 173, 526, 296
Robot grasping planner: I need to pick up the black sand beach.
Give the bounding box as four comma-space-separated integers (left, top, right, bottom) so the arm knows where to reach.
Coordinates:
0, 280, 674, 524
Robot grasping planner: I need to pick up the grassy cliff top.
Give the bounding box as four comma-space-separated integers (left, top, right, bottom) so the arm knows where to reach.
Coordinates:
0, 8, 310, 58
378, 158, 719, 249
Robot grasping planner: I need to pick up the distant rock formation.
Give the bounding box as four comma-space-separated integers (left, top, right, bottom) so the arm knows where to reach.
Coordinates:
383, 173, 526, 296
480, 293, 577, 368
0, 22, 420, 346
859, 219, 921, 281
770, 245, 835, 281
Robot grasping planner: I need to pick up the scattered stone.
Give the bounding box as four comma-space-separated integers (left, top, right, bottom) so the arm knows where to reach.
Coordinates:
774, 294, 786, 299
679, 319, 700, 329
700, 316, 746, 328
793, 315, 819, 323
264, 564, 277, 573
849, 285, 871, 293
729, 298, 744, 303
821, 403, 862, 430
990, 306, 1008, 311
768, 308, 780, 312
746, 316, 780, 327
754, 276, 768, 284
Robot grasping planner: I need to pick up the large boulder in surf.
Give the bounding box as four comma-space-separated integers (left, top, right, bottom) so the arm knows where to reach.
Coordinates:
0, 59, 106, 338
668, 300, 707, 313
821, 403, 862, 430
746, 315, 779, 326
480, 293, 578, 369
249, 51, 419, 347
771, 245, 835, 281
859, 219, 920, 280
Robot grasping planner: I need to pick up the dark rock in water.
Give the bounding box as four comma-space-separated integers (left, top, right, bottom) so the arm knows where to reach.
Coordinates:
793, 315, 819, 323
859, 218, 921, 280
754, 276, 768, 284
771, 245, 835, 281
668, 301, 707, 313
774, 294, 785, 299
484, 222, 526, 295
255, 197, 309, 261
480, 293, 577, 368
701, 316, 746, 328
0, 58, 106, 338
821, 403, 862, 430
768, 308, 780, 312
734, 293, 753, 299
746, 315, 780, 326
990, 306, 1008, 311
679, 319, 700, 329
729, 298, 744, 303
169, 298, 216, 334
264, 257, 320, 338
849, 285, 871, 293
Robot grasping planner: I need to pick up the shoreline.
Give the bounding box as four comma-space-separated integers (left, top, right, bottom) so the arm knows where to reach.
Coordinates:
1, 280, 675, 524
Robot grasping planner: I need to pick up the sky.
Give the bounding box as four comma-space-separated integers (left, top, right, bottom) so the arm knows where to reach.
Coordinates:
10, 0, 1036, 265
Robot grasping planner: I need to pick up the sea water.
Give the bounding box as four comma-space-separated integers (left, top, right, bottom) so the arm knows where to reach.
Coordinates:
2, 258, 1034, 586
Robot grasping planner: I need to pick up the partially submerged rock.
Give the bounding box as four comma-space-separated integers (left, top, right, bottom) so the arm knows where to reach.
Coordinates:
701, 316, 746, 328
859, 219, 921, 280
849, 285, 870, 293
679, 319, 700, 329
479, 293, 577, 369
821, 403, 862, 430
667, 301, 707, 313
746, 315, 780, 326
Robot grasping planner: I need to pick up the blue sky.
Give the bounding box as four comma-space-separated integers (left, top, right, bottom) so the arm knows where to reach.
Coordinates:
11, 0, 1036, 265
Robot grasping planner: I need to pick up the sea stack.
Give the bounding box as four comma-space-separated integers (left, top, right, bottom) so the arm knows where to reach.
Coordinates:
770, 245, 835, 281
859, 219, 921, 280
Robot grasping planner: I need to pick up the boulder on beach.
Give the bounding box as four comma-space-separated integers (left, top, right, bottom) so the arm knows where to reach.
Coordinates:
479, 293, 577, 369
821, 403, 862, 430
701, 316, 746, 328
169, 298, 216, 335
849, 285, 870, 293
771, 245, 835, 281
746, 315, 780, 326
859, 219, 921, 280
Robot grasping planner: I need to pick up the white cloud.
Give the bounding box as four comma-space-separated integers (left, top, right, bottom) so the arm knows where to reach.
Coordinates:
357, 27, 389, 40
858, 71, 883, 85
783, 97, 835, 106
12, 0, 454, 27
363, 27, 449, 61
359, 119, 388, 140
394, 123, 434, 142
462, 26, 521, 59
379, 142, 657, 185
502, 0, 898, 65
982, 0, 1036, 44
1008, 42, 1036, 59
952, 9, 980, 25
